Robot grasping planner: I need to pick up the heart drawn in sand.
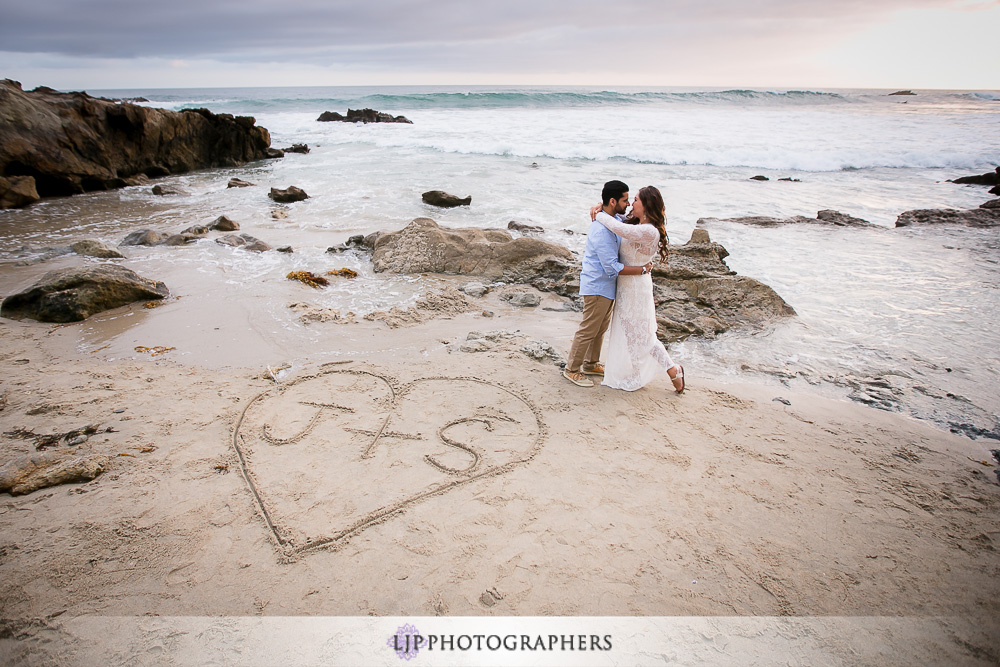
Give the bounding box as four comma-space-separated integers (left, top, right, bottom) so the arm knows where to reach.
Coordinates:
232, 368, 545, 557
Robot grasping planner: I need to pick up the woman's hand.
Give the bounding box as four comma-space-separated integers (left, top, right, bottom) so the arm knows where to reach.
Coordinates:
589, 204, 602, 221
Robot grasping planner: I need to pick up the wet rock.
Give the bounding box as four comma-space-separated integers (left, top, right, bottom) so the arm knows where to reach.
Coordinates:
750, 175, 769, 181
364, 287, 476, 328
991, 185, 1000, 196
501, 291, 541, 307
268, 186, 308, 203
459, 281, 489, 298
508, 221, 544, 234
266, 148, 285, 159
281, 143, 310, 154
159, 233, 200, 246
1, 264, 168, 322
520, 340, 562, 364
950, 167, 999, 186
120, 229, 167, 246
777, 177, 801, 182
271, 209, 289, 220
180, 225, 210, 236
227, 178, 255, 188
0, 175, 40, 208
0, 80, 273, 207
889, 90, 916, 96
980, 199, 1000, 209
151, 184, 188, 196
317, 108, 412, 124
216, 234, 272, 252
276, 246, 293, 253
70, 240, 125, 259
698, 210, 875, 228
370, 218, 573, 289
422, 190, 471, 208
0, 449, 109, 495
210, 215, 240, 231
895, 208, 1000, 228
326, 234, 369, 254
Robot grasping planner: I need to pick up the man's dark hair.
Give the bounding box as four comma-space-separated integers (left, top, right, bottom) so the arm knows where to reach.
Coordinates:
602, 180, 629, 206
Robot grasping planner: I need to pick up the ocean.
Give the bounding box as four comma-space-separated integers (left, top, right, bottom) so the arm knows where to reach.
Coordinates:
1, 85, 998, 442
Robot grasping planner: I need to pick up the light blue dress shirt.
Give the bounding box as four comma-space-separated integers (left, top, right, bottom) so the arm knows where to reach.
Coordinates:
579, 215, 624, 300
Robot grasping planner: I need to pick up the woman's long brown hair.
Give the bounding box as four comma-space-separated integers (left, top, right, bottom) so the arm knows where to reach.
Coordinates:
632, 185, 669, 263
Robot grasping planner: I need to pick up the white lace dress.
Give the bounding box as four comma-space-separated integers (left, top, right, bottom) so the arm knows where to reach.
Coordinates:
595, 212, 676, 391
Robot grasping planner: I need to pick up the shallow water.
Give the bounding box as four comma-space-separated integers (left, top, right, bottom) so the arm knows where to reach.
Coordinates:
1, 85, 998, 441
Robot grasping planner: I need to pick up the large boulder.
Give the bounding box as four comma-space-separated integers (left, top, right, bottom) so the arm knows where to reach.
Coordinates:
0, 79, 273, 208
317, 108, 412, 124
1, 264, 168, 322
698, 209, 875, 228
422, 190, 471, 207
371, 218, 574, 287
895, 208, 1000, 228
0, 175, 40, 208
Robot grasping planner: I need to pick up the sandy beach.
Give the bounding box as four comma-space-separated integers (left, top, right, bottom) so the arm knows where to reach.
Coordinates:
1, 291, 998, 663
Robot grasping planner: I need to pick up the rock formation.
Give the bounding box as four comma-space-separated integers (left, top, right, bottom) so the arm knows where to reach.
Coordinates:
0, 79, 275, 208
422, 190, 471, 207
1, 264, 168, 322
317, 109, 412, 124
0, 449, 108, 495
269, 186, 309, 203
950, 167, 999, 186
215, 233, 272, 252
367, 219, 794, 342
698, 209, 875, 228
895, 208, 1000, 228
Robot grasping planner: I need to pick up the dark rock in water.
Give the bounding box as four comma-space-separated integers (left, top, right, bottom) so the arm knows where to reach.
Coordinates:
698, 209, 875, 228
159, 233, 200, 246
227, 178, 255, 188
276, 245, 293, 253
151, 184, 188, 196
317, 108, 412, 124
266, 148, 285, 159
326, 234, 369, 254
981, 199, 1000, 209
70, 240, 125, 259
268, 186, 308, 203
121, 229, 167, 246
0, 175, 40, 208
211, 215, 240, 231
777, 177, 801, 182
949, 422, 1000, 441
889, 90, 916, 96
0, 79, 273, 208
508, 221, 544, 234
180, 225, 210, 236
281, 143, 310, 154
1, 264, 168, 322
0, 449, 108, 495
750, 175, 769, 181
422, 190, 471, 207
990, 185, 1000, 196
216, 233, 272, 252
895, 208, 1000, 228
950, 167, 999, 186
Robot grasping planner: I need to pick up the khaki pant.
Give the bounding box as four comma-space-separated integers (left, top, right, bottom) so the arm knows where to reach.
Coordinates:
567, 295, 614, 373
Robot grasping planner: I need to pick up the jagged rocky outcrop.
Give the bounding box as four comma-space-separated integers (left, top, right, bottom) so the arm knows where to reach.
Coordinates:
698, 209, 875, 228
422, 190, 471, 207
366, 218, 794, 342
949, 167, 999, 186
317, 108, 412, 124
895, 208, 1000, 228
1, 264, 168, 322
0, 79, 275, 208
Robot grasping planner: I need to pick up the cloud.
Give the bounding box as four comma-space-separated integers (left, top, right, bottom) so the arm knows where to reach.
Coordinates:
1, 0, 994, 87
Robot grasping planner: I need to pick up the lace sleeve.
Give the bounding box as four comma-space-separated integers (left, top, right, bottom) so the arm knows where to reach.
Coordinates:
595, 212, 660, 245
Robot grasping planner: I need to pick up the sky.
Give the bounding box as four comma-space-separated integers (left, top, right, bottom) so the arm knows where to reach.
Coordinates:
1, 0, 998, 90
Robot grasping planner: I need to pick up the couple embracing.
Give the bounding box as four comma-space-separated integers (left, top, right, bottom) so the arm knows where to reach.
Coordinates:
562, 180, 685, 393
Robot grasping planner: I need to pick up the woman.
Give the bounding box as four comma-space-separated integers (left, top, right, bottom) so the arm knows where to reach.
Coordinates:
591, 185, 684, 392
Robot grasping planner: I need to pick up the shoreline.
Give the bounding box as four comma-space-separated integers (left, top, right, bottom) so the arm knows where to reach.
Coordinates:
1, 303, 999, 661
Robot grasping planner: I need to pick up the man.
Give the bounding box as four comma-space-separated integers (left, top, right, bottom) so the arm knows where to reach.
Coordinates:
563, 180, 652, 387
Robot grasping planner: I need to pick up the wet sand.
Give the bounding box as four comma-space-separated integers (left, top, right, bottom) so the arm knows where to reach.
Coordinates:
1, 297, 998, 663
